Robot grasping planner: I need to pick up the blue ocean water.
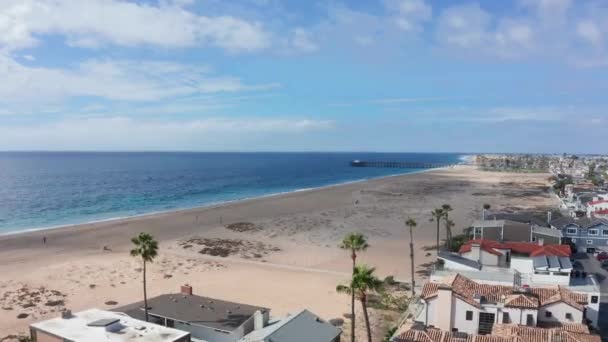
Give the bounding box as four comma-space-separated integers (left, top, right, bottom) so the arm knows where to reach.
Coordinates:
0, 152, 465, 234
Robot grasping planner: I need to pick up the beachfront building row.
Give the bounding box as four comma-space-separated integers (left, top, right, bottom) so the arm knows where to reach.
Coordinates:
416, 273, 592, 336
472, 216, 608, 254
436, 239, 601, 328
29, 285, 341, 342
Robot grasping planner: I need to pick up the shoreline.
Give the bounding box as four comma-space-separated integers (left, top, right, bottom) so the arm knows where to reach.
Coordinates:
0, 166, 449, 238
0, 163, 557, 338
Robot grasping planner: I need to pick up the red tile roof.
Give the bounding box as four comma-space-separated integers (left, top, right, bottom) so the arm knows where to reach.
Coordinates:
421, 274, 587, 310
491, 324, 600, 342
587, 199, 608, 206
395, 324, 600, 342
458, 239, 571, 257
592, 209, 608, 215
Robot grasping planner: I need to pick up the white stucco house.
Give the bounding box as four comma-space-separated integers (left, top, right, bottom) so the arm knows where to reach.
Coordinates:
435, 240, 601, 328
416, 274, 590, 336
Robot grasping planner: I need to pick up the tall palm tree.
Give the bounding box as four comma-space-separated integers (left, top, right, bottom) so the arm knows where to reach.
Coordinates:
337, 265, 383, 342
483, 203, 491, 220
430, 208, 444, 253
405, 217, 417, 297
130, 232, 159, 322
340, 232, 369, 342
442, 204, 453, 249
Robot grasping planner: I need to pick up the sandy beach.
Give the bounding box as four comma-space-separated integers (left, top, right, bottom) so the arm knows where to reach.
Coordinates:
0, 165, 557, 340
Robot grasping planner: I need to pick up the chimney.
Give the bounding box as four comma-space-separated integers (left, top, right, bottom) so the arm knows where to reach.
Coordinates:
436, 285, 453, 331
254, 310, 266, 330
470, 243, 481, 263
181, 284, 193, 296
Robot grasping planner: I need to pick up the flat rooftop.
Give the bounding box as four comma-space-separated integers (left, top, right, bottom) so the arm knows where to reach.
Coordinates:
30, 308, 190, 342
115, 293, 267, 333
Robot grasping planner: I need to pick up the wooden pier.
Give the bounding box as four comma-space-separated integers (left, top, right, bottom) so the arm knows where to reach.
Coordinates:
349, 160, 452, 169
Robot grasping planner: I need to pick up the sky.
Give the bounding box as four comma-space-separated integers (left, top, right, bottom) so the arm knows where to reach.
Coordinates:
0, 0, 607, 153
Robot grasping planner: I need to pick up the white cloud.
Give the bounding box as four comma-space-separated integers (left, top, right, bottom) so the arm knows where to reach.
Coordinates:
0, 116, 334, 150
289, 28, 319, 53
0, 56, 279, 103
577, 20, 603, 47
0, 0, 271, 53
385, 0, 432, 32
436, 3, 490, 49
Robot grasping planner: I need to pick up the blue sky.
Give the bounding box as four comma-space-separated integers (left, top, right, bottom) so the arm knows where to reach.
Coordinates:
0, 0, 607, 153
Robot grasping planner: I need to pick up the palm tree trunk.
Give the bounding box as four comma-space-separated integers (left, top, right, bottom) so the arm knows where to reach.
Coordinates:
350, 251, 356, 342
360, 296, 372, 342
409, 226, 415, 297
436, 220, 440, 254
143, 260, 148, 322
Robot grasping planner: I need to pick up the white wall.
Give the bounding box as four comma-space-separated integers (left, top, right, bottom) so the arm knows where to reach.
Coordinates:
582, 293, 600, 328
479, 251, 499, 266
499, 308, 537, 326
510, 258, 533, 274
537, 302, 583, 325
452, 298, 480, 335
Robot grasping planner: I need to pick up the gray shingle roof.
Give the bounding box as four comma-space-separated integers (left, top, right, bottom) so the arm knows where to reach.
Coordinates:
438, 250, 481, 270
241, 309, 341, 342
550, 217, 608, 230
115, 294, 267, 332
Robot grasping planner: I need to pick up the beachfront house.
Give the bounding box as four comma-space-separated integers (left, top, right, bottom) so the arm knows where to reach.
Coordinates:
435, 240, 601, 328
30, 308, 191, 342
416, 273, 590, 335
471, 220, 532, 242
115, 285, 269, 342
550, 217, 608, 253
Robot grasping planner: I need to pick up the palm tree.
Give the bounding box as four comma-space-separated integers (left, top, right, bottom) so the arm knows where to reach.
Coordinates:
405, 217, 417, 297
442, 204, 453, 249
430, 208, 444, 253
337, 265, 383, 342
445, 219, 455, 251
130, 232, 159, 322
483, 203, 491, 220
340, 232, 369, 342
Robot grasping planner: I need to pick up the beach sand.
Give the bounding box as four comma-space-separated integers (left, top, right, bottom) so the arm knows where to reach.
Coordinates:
0, 165, 557, 340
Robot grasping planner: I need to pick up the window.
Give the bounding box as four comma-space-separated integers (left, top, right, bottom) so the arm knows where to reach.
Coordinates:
466, 311, 473, 321
566, 313, 573, 320
474, 227, 482, 236
566, 228, 577, 235
545, 311, 552, 318
532, 236, 537, 242
452, 328, 459, 333
502, 312, 510, 323
526, 314, 534, 326
603, 229, 608, 236
587, 240, 593, 245
591, 296, 599, 304
589, 229, 599, 236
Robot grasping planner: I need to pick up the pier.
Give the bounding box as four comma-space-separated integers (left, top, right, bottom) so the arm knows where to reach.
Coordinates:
349, 160, 452, 169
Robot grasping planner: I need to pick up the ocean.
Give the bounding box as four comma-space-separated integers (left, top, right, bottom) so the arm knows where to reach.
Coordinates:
0, 152, 465, 234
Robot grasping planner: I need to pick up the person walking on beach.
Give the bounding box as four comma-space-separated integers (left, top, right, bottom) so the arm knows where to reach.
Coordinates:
43, 236, 47, 245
